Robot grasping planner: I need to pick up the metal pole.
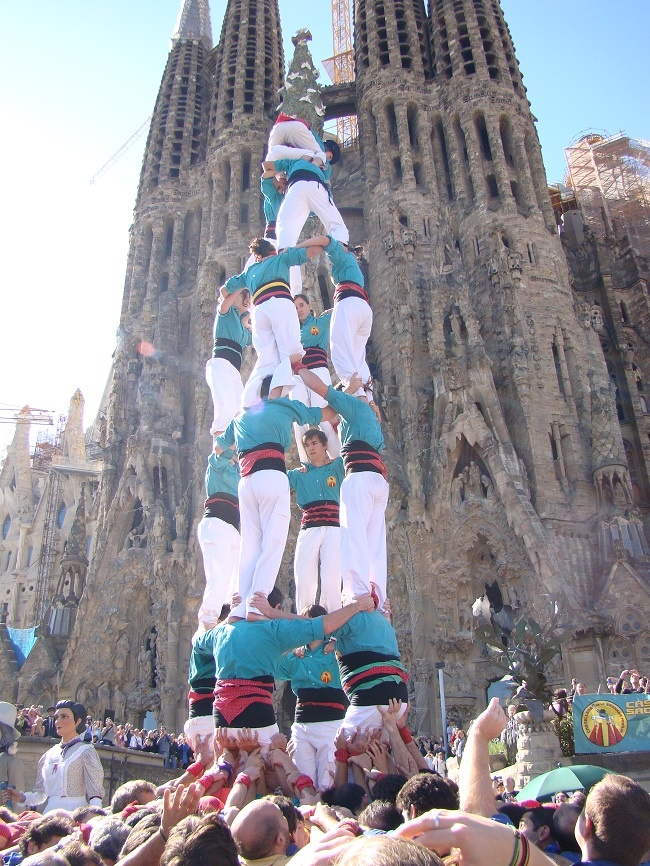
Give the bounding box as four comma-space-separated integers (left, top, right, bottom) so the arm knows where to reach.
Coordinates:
436, 662, 448, 755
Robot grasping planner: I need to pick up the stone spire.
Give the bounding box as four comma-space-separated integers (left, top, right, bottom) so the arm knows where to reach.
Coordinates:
279, 30, 325, 135
61, 390, 85, 466
172, 0, 212, 47
4, 408, 34, 522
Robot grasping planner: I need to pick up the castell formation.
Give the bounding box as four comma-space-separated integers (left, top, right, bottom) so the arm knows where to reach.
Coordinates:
1, 0, 649, 740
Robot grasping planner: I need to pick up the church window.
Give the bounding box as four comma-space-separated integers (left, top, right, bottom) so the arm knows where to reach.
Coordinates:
2, 515, 10, 540
242, 154, 251, 191
57, 504, 67, 529
27, 547, 33, 567
164, 222, 174, 258
385, 102, 398, 147
475, 113, 492, 161
486, 174, 499, 198
620, 301, 630, 324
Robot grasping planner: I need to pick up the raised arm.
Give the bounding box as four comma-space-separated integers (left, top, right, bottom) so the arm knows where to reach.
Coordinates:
459, 697, 506, 818
322, 595, 374, 635
218, 285, 247, 314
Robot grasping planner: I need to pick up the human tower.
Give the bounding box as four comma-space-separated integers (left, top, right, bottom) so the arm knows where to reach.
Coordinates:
188, 115, 409, 793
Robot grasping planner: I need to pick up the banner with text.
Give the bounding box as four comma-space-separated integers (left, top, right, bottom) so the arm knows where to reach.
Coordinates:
573, 694, 650, 754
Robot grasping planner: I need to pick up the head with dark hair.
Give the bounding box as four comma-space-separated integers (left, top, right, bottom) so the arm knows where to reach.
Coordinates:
519, 807, 556, 849
88, 817, 130, 866
396, 773, 459, 819
337, 835, 445, 865
552, 803, 582, 854
357, 800, 404, 831
162, 814, 238, 866
321, 783, 367, 815
111, 779, 157, 813
496, 803, 529, 827
249, 237, 276, 259
55, 700, 87, 734
302, 428, 327, 448
159, 815, 202, 866
267, 586, 284, 609
300, 604, 328, 619
578, 774, 650, 866
71, 805, 107, 823
266, 795, 301, 837
370, 774, 408, 805
120, 811, 162, 856
58, 840, 104, 866
19, 814, 76, 856
293, 293, 310, 305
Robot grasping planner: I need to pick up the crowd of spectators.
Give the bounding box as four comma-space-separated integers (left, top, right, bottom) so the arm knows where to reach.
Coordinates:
12, 709, 194, 770
2, 697, 649, 866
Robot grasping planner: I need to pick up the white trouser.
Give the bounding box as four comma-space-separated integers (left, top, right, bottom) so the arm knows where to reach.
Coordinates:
330, 297, 373, 398
276, 181, 349, 253
196, 516, 240, 627
267, 121, 326, 159
339, 472, 389, 608
340, 702, 407, 736
294, 526, 342, 613
250, 297, 303, 373
290, 367, 340, 461
266, 144, 327, 164
290, 720, 340, 792
232, 471, 290, 619
222, 723, 279, 746
205, 358, 244, 434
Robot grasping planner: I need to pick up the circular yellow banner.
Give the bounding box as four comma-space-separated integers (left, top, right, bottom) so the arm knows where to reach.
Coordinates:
581, 700, 628, 748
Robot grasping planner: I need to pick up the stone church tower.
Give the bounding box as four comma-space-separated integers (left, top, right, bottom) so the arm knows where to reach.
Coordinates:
4, 0, 649, 734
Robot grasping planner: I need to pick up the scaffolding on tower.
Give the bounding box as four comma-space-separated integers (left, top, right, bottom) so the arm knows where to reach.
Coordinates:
565, 132, 650, 253
322, 0, 358, 146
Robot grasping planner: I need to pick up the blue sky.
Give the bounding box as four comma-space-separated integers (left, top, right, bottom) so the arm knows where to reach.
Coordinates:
1, 0, 648, 452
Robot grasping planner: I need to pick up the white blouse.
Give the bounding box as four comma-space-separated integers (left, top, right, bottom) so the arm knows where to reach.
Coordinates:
24, 740, 105, 810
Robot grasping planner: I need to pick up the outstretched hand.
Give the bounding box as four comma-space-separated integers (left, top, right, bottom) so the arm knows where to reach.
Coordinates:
161, 784, 201, 839
472, 696, 508, 741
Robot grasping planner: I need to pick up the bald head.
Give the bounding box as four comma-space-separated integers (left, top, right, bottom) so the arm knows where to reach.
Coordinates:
231, 800, 289, 861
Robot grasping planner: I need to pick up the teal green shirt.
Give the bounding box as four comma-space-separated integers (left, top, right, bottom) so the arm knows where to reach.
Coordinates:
276, 644, 343, 692
213, 306, 252, 354
217, 398, 323, 453
326, 237, 365, 287
300, 311, 332, 350
334, 610, 400, 657
261, 176, 284, 224
205, 449, 240, 498
214, 618, 326, 679
324, 387, 384, 452
189, 628, 217, 690
288, 458, 344, 508
224, 247, 308, 295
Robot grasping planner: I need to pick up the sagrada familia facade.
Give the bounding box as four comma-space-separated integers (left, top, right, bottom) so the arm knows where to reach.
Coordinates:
1, 0, 649, 736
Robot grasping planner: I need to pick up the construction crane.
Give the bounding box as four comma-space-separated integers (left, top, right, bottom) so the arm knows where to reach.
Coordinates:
0, 405, 54, 426
322, 0, 358, 145
89, 116, 152, 185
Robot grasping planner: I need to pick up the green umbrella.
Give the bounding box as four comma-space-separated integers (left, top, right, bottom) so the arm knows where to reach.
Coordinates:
516, 765, 612, 802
